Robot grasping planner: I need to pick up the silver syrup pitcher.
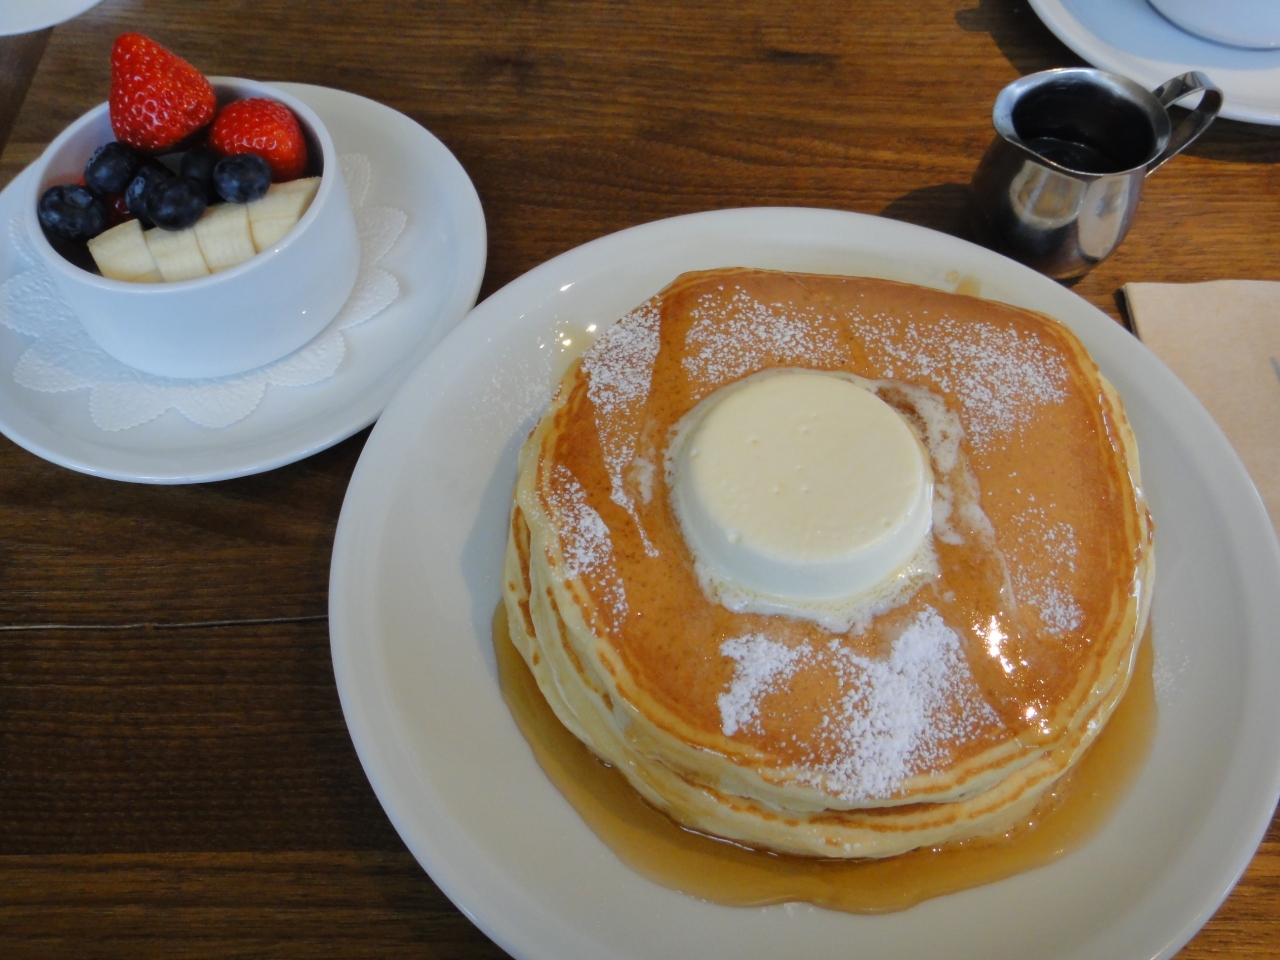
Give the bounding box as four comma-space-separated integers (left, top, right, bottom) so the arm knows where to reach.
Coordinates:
969, 68, 1222, 280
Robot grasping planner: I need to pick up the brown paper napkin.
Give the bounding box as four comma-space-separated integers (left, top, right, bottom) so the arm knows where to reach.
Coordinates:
1124, 280, 1280, 528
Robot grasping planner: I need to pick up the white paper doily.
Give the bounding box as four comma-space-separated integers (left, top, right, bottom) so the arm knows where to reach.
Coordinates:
0, 154, 406, 431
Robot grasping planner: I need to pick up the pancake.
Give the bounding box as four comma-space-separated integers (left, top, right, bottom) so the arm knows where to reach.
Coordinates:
503, 268, 1153, 858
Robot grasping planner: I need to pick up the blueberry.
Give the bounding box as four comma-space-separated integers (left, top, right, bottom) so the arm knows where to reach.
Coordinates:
83, 141, 140, 196
37, 184, 109, 241
146, 176, 208, 231
125, 161, 173, 227
212, 153, 272, 204
180, 146, 221, 202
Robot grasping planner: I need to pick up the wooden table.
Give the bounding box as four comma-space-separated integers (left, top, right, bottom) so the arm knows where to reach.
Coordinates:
1, 0, 1277, 956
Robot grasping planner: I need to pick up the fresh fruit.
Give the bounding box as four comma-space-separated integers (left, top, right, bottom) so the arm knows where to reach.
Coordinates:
209, 98, 308, 181
86, 174, 321, 282
247, 177, 320, 251
44, 35, 330, 284
179, 146, 221, 201
125, 161, 173, 226
87, 219, 161, 282
105, 193, 132, 226
109, 33, 216, 152
144, 222, 209, 281
38, 184, 109, 241
194, 203, 256, 272
84, 141, 141, 195
145, 176, 207, 231
212, 153, 272, 203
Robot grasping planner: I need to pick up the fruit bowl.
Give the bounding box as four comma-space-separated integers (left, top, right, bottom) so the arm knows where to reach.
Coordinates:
24, 77, 359, 380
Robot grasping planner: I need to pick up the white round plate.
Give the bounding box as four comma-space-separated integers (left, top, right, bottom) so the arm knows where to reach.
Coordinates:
1029, 0, 1280, 124
0, 0, 103, 36
0, 84, 485, 483
329, 208, 1280, 960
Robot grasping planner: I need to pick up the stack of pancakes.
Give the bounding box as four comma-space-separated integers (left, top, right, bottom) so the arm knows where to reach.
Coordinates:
503, 268, 1153, 858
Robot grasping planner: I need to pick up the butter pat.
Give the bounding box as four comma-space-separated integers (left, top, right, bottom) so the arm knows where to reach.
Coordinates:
671, 370, 932, 606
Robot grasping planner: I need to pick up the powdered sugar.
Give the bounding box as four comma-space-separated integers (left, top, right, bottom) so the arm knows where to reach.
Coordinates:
582, 302, 662, 554
717, 607, 1001, 801
546, 463, 628, 625
584, 302, 661, 426
853, 313, 1068, 448
682, 288, 846, 391
1027, 583, 1081, 634
813, 608, 1000, 800
675, 284, 1068, 450
718, 635, 810, 737
1010, 509, 1083, 634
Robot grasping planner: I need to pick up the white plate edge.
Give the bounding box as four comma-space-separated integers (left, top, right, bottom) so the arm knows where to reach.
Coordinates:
329, 206, 1280, 960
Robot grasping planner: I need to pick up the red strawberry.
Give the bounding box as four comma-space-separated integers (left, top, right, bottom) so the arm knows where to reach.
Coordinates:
109, 34, 216, 152
209, 99, 308, 181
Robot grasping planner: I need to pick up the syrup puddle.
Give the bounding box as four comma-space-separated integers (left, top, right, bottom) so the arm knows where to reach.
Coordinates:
539, 318, 602, 387
946, 270, 983, 298
494, 605, 1155, 913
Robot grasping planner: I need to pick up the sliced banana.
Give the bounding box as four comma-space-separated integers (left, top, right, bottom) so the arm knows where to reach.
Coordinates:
145, 225, 210, 282
87, 219, 162, 283
247, 177, 321, 253
93, 175, 322, 283
194, 202, 256, 273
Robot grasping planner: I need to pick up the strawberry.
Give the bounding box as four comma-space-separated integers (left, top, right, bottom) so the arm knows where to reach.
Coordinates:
209, 99, 309, 181
110, 34, 216, 152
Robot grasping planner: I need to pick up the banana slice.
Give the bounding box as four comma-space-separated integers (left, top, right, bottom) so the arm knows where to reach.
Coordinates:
145, 225, 210, 282
194, 202, 256, 273
90, 173, 323, 284
87, 219, 162, 283
247, 177, 321, 253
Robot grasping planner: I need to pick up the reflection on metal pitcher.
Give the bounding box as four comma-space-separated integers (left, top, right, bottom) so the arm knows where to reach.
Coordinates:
969, 68, 1222, 280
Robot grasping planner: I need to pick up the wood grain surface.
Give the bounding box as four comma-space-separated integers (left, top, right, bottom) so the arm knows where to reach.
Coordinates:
1, 0, 1277, 957
0, 28, 51, 157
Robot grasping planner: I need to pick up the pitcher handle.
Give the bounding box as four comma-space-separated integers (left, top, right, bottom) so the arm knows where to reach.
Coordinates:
1146, 71, 1223, 175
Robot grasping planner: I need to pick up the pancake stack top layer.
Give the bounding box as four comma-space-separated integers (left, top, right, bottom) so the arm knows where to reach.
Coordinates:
504, 267, 1153, 858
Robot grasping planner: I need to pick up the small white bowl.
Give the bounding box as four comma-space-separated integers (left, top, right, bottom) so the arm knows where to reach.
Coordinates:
25, 77, 360, 380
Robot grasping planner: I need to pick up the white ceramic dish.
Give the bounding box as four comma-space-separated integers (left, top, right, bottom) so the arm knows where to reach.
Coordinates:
29, 78, 360, 379
330, 207, 1280, 960
1148, 0, 1280, 49
0, 83, 485, 483
1029, 0, 1280, 125
0, 0, 103, 36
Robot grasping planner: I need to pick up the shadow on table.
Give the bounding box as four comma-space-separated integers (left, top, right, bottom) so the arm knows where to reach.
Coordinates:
1182, 115, 1280, 165
954, 0, 1085, 77
878, 182, 1093, 289
878, 182, 973, 240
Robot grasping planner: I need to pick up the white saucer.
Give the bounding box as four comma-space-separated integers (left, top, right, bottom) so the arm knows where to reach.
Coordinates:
330, 208, 1280, 960
1030, 0, 1280, 125
0, 83, 486, 483
0, 0, 104, 36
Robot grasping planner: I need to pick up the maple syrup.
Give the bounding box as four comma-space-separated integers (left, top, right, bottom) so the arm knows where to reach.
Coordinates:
493, 605, 1155, 913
